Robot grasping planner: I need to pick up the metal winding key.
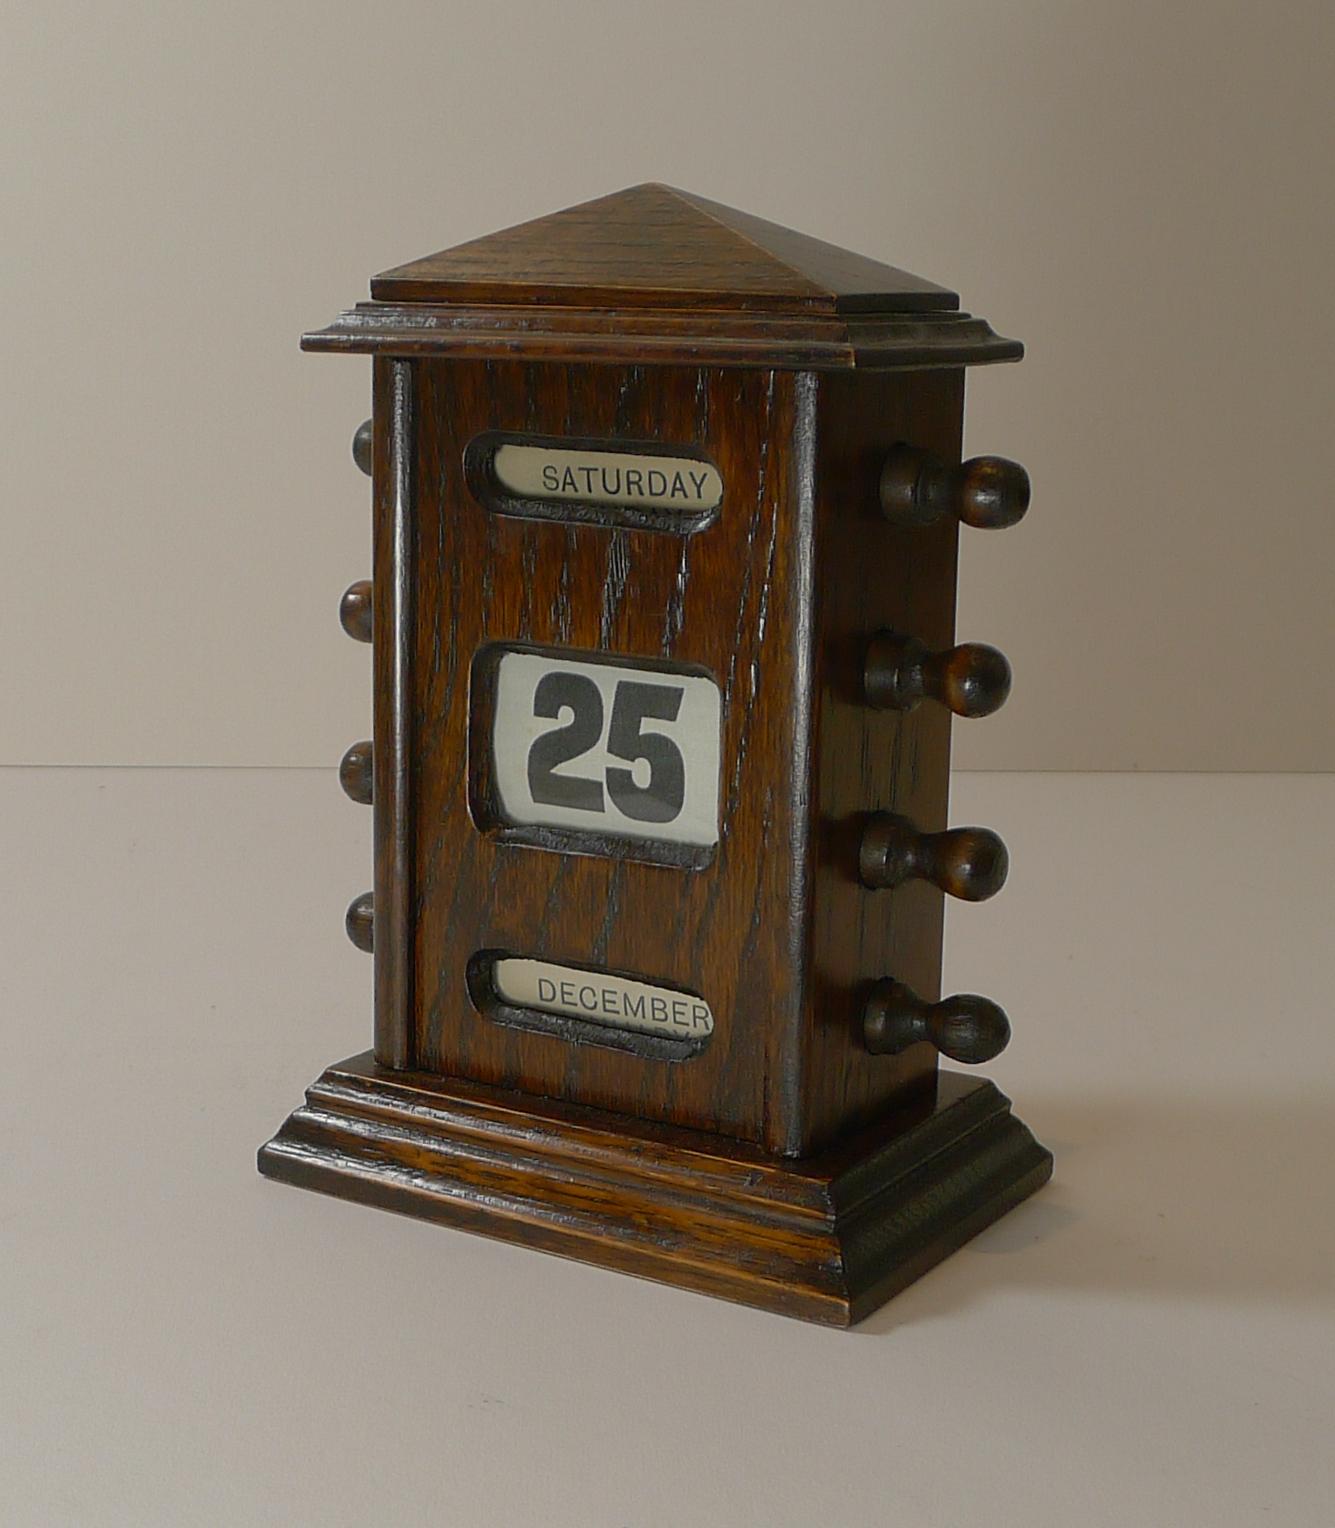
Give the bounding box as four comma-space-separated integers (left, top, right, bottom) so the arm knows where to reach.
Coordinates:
863, 979, 1011, 1063
879, 446, 1029, 530
859, 813, 1009, 901
865, 632, 1011, 718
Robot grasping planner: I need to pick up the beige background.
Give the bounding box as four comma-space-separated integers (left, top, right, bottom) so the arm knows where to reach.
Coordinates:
7, 767, 1334, 1525
4, 0, 1332, 770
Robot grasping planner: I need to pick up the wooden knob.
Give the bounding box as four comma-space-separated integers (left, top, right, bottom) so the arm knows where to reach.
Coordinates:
859, 814, 1008, 901
865, 633, 1012, 718
879, 446, 1030, 530
345, 892, 374, 952
339, 741, 372, 804
352, 419, 373, 477
864, 979, 1010, 1064
339, 580, 373, 643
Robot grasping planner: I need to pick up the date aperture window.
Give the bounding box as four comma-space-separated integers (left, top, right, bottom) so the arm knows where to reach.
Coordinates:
477, 646, 721, 860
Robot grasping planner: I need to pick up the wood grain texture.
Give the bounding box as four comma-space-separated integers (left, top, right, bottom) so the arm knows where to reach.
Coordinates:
258, 1055, 1053, 1326
344, 892, 374, 953
338, 579, 373, 644
271, 186, 1044, 1325
370, 183, 957, 313
363, 359, 986, 1157
338, 740, 373, 805
858, 816, 1009, 902
864, 632, 1012, 718
406, 359, 809, 1150
801, 369, 965, 1147
307, 179, 1021, 373
864, 980, 1012, 1065
303, 304, 1021, 373
370, 359, 415, 1068
880, 446, 1031, 529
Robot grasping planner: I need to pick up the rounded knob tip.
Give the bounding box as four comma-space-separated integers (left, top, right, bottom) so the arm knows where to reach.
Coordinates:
339, 741, 373, 805
879, 446, 1030, 530
859, 815, 1009, 902
865, 634, 1012, 718
863, 980, 1010, 1064
339, 580, 373, 643
345, 892, 374, 953
955, 456, 1030, 530
925, 993, 1011, 1064
934, 642, 1012, 718
936, 827, 1010, 903
351, 419, 373, 477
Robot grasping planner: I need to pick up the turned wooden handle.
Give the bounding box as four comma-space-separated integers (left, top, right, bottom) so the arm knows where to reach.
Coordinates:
352, 418, 373, 477
865, 632, 1011, 718
339, 580, 373, 643
864, 980, 1010, 1064
339, 741, 372, 805
345, 892, 374, 953
859, 813, 1008, 901
879, 446, 1030, 530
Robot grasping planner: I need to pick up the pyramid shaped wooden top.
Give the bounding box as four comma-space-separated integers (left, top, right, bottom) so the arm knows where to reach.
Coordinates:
371, 184, 958, 314
305, 184, 1021, 371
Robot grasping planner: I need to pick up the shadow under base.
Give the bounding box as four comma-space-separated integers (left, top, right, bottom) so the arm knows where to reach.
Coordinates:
259, 1053, 1052, 1326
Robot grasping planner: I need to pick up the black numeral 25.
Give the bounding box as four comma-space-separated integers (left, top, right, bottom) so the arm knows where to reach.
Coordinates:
527, 674, 686, 823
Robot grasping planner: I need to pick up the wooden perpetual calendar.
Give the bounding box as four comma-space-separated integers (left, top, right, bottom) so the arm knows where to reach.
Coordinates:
259, 185, 1052, 1325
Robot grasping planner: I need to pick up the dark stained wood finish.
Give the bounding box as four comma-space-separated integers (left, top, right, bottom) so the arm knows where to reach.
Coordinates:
366, 359, 985, 1157
800, 369, 964, 1147
880, 446, 1031, 530
370, 359, 415, 1068
864, 981, 1011, 1066
338, 740, 373, 805
352, 418, 373, 476
864, 632, 1012, 718
338, 580, 373, 644
307, 187, 1021, 373
371, 184, 958, 313
259, 1055, 1052, 1326
345, 893, 374, 953
308, 183, 1022, 375
268, 186, 1047, 1323
858, 815, 1009, 902
304, 304, 1021, 373
406, 359, 810, 1149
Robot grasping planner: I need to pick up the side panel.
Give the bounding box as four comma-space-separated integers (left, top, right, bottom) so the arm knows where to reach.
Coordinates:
371, 357, 415, 1069
404, 360, 809, 1147
800, 369, 965, 1152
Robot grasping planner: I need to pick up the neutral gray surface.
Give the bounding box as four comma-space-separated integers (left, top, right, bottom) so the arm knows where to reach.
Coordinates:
4, 1, 1334, 771
4, 768, 1333, 1526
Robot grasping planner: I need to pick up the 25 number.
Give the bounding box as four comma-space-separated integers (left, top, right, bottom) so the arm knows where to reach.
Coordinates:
527, 674, 686, 823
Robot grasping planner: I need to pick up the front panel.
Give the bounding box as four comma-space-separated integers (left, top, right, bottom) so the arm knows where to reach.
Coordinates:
392, 358, 812, 1147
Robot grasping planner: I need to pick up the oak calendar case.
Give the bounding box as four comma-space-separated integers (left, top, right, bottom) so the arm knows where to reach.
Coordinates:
259, 184, 1052, 1324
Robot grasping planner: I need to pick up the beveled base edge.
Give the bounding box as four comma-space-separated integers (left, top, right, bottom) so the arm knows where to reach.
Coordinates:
258, 1054, 1052, 1326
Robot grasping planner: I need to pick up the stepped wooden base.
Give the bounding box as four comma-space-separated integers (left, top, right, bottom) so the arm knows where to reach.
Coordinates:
258, 1053, 1052, 1326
